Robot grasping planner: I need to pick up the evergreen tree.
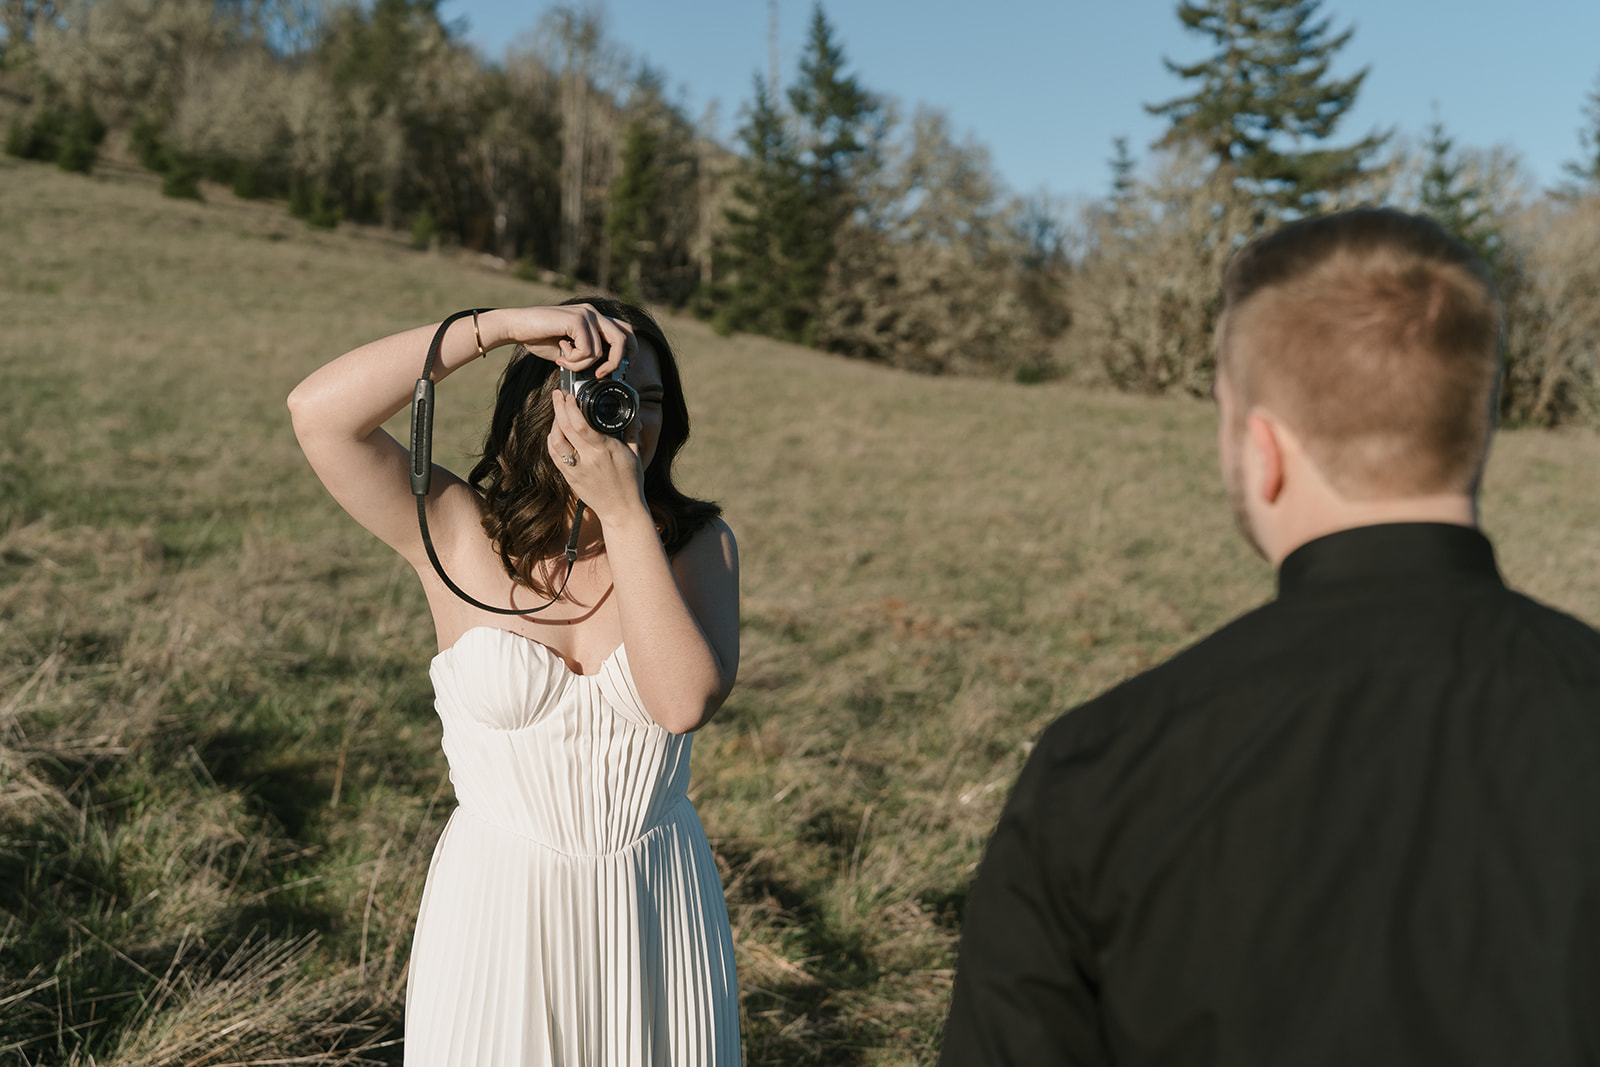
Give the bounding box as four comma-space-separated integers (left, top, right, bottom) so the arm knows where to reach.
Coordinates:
323, 0, 443, 111
1108, 135, 1137, 205
606, 67, 702, 305
786, 3, 880, 220
713, 75, 811, 339
713, 4, 878, 343
609, 117, 663, 302
1147, 0, 1385, 211
1413, 112, 1543, 421
54, 99, 105, 173
1560, 71, 1600, 196
1417, 112, 1504, 276
315, 0, 458, 227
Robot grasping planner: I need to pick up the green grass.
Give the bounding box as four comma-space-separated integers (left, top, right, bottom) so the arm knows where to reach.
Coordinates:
3, 155, 1599, 1065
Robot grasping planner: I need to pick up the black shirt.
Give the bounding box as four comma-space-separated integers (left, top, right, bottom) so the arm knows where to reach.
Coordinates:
941, 523, 1600, 1066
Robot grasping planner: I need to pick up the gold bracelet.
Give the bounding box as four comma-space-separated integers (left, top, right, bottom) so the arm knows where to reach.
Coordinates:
472, 309, 486, 358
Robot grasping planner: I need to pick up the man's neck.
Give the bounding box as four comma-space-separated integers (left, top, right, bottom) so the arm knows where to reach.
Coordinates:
1266, 494, 1478, 569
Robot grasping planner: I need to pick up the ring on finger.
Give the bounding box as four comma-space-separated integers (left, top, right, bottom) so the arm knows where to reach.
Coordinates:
560, 451, 578, 466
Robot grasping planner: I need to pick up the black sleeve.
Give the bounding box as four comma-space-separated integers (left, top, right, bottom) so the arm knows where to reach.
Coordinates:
938, 751, 1110, 1067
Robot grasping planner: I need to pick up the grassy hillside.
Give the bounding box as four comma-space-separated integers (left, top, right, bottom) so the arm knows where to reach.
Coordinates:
3, 156, 1598, 1066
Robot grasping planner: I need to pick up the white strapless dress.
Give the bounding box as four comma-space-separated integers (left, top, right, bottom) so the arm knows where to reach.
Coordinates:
404, 626, 741, 1065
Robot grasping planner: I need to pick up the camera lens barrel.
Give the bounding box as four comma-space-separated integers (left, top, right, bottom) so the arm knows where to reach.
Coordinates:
578, 378, 639, 437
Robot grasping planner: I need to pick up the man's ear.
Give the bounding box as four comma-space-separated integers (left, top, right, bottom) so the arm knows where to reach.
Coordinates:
1246, 410, 1285, 505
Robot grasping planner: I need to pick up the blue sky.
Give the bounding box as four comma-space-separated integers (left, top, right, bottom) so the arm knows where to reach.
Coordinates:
442, 0, 1600, 204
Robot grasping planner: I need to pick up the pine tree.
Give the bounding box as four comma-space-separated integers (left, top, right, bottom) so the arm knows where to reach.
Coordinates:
606, 67, 704, 306
1147, 0, 1385, 211
1417, 112, 1503, 275
608, 118, 663, 303
713, 4, 878, 343
1414, 111, 1539, 421
1560, 71, 1600, 196
787, 3, 879, 220
1108, 136, 1137, 205
713, 75, 811, 339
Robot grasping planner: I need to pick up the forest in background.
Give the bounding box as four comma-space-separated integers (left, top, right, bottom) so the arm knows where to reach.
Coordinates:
3, 0, 1599, 420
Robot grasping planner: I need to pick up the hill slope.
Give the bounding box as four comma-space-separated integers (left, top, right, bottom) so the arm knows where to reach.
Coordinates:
3, 156, 1598, 1065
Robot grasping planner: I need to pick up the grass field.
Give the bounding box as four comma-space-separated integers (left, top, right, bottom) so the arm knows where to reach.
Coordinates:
3, 154, 1599, 1066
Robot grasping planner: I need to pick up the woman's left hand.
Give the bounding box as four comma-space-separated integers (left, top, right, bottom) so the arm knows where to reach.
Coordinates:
547, 390, 648, 523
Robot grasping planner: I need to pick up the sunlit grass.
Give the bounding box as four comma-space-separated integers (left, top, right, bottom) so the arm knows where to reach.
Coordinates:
3, 154, 1598, 1065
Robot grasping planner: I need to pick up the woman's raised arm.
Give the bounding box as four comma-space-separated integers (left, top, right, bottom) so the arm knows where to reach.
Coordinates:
285, 306, 633, 566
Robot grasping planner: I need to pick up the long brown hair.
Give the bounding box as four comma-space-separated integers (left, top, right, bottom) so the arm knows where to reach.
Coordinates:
467, 296, 721, 597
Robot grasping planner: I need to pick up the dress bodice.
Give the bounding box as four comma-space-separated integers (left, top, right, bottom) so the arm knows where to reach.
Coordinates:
427, 626, 693, 857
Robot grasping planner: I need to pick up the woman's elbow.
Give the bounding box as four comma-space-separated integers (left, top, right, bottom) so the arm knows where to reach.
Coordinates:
286, 381, 343, 447
657, 689, 731, 735
658, 702, 715, 735
286, 383, 318, 434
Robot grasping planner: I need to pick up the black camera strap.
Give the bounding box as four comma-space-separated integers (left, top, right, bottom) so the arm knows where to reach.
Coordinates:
410, 309, 584, 616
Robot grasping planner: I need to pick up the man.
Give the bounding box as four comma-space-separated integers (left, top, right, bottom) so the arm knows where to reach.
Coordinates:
940, 208, 1600, 1065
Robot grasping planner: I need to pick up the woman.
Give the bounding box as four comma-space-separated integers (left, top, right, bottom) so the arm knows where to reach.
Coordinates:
288, 298, 741, 1065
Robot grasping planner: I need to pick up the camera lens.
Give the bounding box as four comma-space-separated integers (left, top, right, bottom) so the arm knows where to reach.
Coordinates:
582, 380, 639, 436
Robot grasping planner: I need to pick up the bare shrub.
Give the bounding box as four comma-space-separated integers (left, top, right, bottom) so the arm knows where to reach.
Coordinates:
1502, 196, 1600, 425
816, 106, 1057, 376
1069, 147, 1257, 396
280, 65, 364, 197
28, 0, 223, 125
164, 48, 293, 175
1384, 133, 1600, 427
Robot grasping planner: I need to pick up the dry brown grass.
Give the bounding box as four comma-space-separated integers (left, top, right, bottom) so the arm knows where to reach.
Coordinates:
2, 154, 1598, 1065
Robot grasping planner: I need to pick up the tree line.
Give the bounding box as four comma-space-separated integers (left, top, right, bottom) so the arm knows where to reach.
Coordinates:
3, 0, 1598, 422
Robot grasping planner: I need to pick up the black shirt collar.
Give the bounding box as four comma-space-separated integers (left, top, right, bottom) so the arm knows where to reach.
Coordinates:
1277, 523, 1502, 600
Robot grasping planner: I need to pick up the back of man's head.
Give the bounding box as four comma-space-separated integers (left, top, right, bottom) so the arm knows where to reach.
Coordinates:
1218, 208, 1502, 500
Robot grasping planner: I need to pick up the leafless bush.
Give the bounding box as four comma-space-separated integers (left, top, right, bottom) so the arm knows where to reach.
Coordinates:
1069, 147, 1257, 396
816, 106, 1058, 376
281, 67, 358, 191
28, 0, 222, 122
1502, 196, 1600, 425
164, 48, 293, 173
1383, 135, 1599, 426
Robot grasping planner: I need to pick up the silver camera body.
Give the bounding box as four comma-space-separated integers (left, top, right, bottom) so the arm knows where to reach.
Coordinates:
560, 362, 639, 438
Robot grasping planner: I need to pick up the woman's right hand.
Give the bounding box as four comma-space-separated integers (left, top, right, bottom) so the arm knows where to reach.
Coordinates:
499, 304, 637, 380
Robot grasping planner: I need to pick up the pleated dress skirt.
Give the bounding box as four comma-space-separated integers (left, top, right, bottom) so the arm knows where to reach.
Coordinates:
405, 627, 741, 1066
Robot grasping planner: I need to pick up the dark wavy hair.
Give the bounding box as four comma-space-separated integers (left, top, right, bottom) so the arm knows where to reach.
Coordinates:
467, 296, 721, 598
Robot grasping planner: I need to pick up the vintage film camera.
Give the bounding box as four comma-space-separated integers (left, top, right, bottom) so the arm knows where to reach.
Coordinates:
560, 360, 639, 438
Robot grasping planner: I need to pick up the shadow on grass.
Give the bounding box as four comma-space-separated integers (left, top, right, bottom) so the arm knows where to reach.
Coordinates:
199, 726, 335, 838
0, 672, 395, 1060
715, 834, 883, 1067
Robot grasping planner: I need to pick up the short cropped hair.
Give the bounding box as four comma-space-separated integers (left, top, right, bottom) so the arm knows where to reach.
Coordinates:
1218, 207, 1502, 498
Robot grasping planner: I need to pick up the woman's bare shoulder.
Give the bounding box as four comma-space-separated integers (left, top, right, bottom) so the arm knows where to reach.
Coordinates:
667, 519, 738, 601
682, 517, 736, 562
